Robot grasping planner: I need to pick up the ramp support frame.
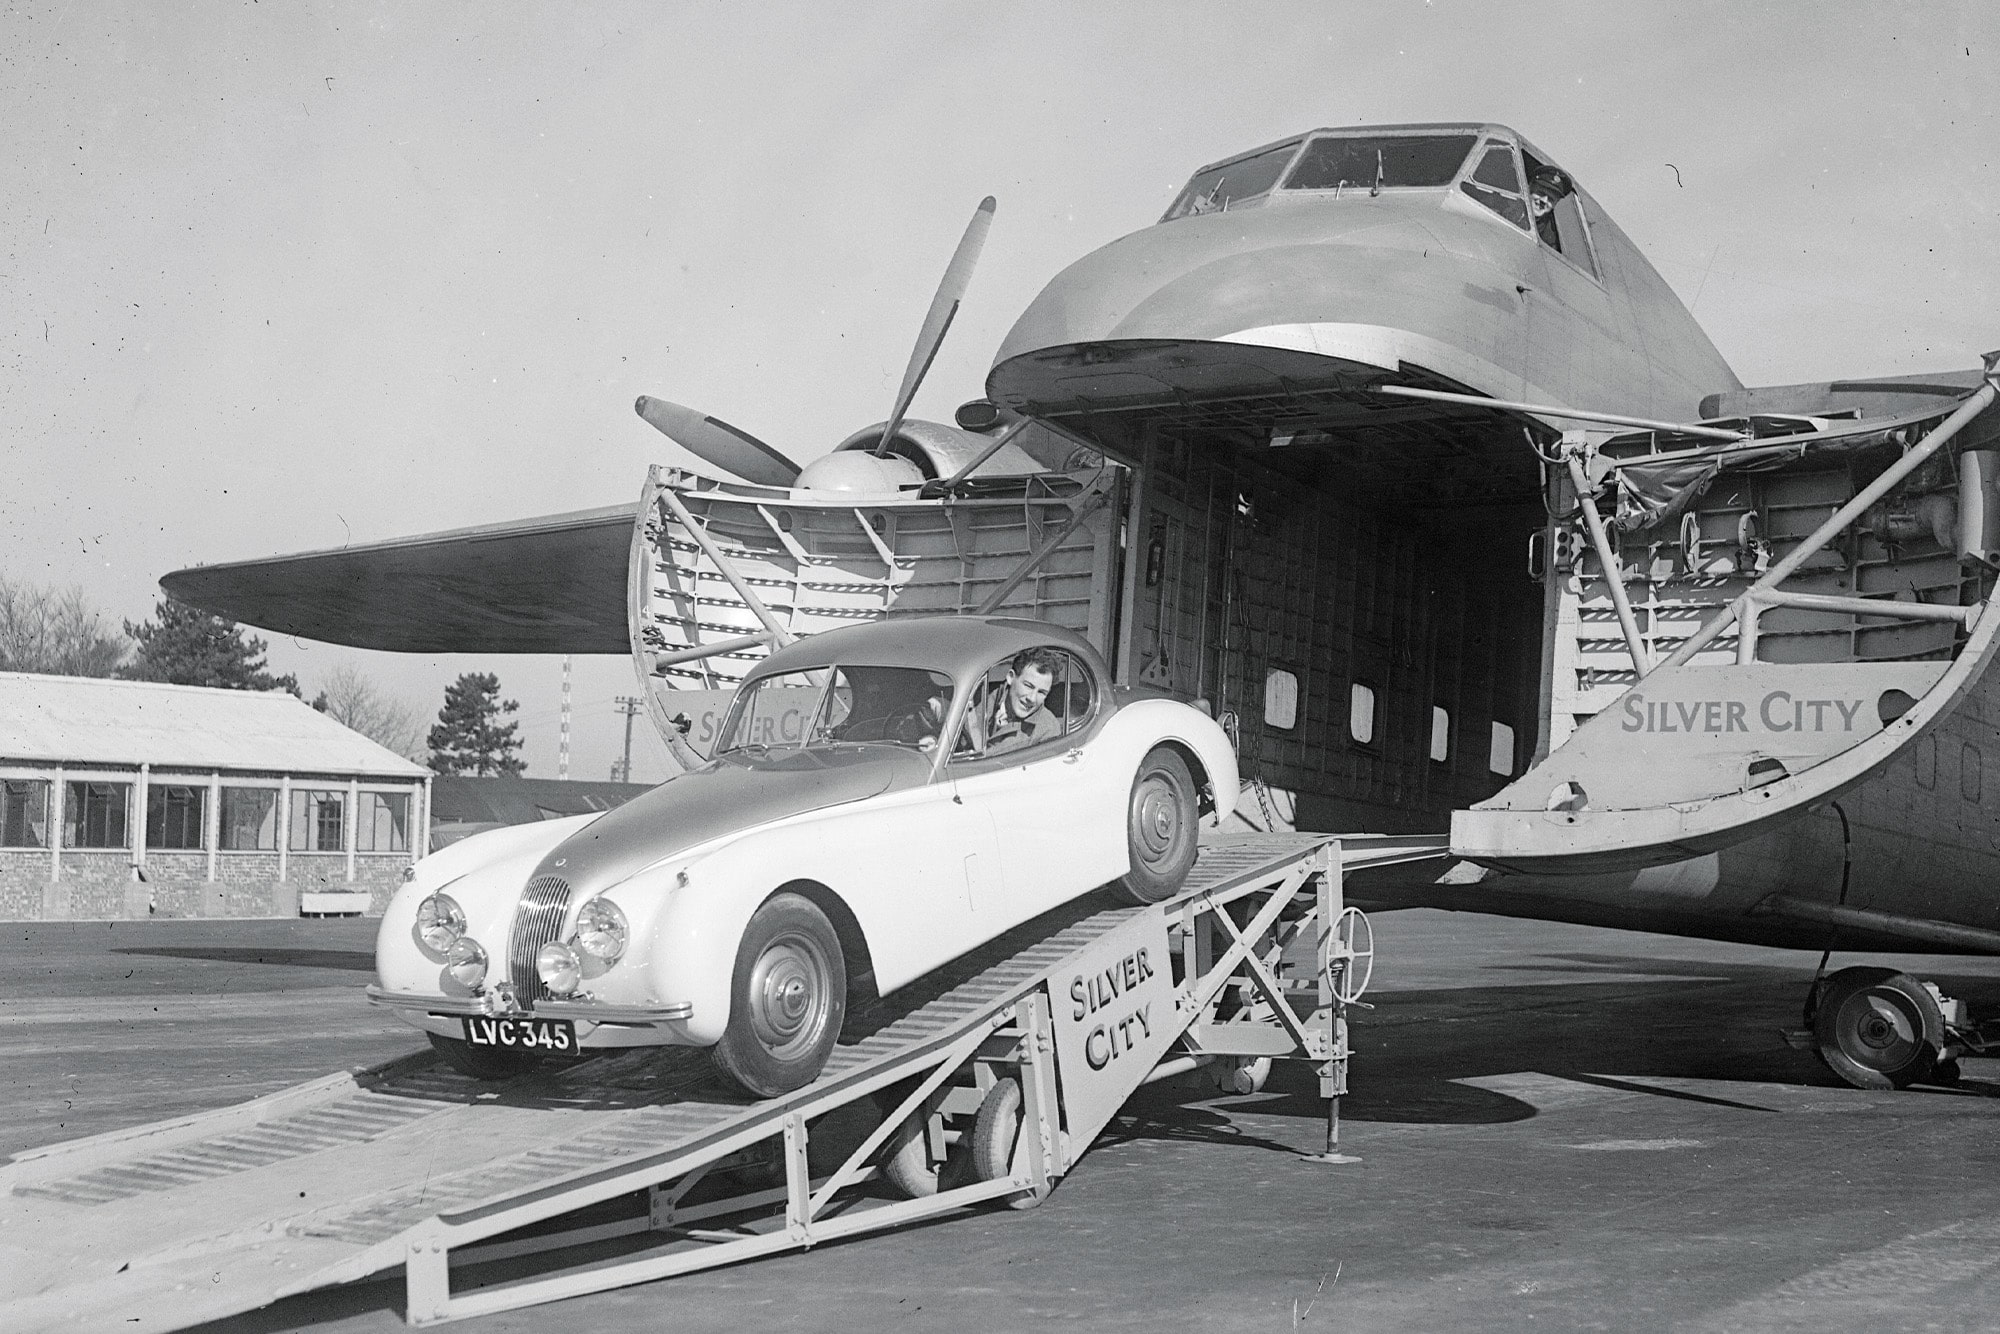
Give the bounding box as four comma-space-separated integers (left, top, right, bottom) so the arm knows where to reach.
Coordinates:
392, 838, 1358, 1326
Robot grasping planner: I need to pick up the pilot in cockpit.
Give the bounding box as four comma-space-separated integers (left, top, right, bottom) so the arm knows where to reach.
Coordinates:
1527, 166, 1573, 253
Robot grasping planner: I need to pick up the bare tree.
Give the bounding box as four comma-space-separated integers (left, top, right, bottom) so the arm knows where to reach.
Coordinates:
0, 574, 128, 677
318, 662, 425, 758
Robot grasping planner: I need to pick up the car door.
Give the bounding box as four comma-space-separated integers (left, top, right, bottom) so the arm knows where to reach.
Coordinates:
943, 649, 1115, 921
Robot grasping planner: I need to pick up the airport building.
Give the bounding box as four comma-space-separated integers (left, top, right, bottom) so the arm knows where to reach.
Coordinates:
0, 672, 429, 919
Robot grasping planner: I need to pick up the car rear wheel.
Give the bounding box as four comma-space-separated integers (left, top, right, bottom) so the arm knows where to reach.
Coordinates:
713, 893, 847, 1099
1110, 747, 1199, 905
427, 1032, 542, 1080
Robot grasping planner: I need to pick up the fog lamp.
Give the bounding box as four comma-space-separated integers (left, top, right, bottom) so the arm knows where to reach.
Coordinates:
537, 941, 582, 996
574, 897, 628, 961
416, 892, 466, 952
444, 937, 487, 988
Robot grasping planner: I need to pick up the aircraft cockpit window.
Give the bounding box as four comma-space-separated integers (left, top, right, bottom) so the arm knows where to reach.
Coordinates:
1163, 143, 1301, 221
1523, 152, 1600, 278
1282, 133, 1478, 194
1458, 143, 1530, 230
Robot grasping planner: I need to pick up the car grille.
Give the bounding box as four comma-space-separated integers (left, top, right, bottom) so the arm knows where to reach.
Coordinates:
509, 876, 572, 1005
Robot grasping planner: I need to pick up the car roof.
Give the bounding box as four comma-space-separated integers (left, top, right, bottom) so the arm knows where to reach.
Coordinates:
750, 615, 1105, 682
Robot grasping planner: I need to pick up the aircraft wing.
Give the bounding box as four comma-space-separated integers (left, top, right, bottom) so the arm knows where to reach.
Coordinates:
160, 504, 639, 654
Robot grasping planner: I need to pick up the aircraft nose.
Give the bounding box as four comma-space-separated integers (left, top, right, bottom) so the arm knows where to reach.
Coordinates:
992, 206, 1453, 365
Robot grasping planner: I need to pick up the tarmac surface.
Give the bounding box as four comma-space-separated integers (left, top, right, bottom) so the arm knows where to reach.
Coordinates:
5, 911, 2000, 1332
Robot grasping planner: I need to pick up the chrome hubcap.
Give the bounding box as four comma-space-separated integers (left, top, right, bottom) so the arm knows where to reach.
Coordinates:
747, 931, 831, 1059
1133, 775, 1183, 865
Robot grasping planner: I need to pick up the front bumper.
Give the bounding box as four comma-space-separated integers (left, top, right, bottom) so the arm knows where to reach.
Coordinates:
365, 985, 693, 1029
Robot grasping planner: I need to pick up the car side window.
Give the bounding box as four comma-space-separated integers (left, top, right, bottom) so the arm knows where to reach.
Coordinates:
948, 647, 1093, 764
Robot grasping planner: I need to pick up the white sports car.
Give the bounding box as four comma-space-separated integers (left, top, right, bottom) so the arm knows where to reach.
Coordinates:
369, 616, 1238, 1096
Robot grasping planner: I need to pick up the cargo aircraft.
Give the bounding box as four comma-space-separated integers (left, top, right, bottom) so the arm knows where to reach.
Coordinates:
165, 124, 2000, 1091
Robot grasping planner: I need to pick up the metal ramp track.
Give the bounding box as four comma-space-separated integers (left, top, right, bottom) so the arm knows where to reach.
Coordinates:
0, 831, 1434, 1330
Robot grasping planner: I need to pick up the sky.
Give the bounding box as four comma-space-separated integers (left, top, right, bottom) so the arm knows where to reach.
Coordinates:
4, 1, 1996, 782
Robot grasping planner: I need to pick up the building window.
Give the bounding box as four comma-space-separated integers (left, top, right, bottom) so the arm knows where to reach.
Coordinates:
220, 788, 278, 851
1430, 707, 1451, 763
65, 781, 130, 849
290, 789, 346, 852
1489, 722, 1517, 777
1349, 683, 1376, 745
146, 785, 207, 850
1264, 668, 1300, 730
357, 792, 410, 853
3, 780, 48, 848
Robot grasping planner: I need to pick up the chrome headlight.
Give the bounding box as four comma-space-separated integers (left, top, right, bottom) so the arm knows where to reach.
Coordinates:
537, 941, 582, 996
416, 892, 466, 952
444, 937, 488, 988
574, 897, 628, 962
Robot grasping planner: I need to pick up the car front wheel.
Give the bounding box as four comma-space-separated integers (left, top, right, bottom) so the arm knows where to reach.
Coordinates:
713, 892, 847, 1099
1110, 747, 1200, 905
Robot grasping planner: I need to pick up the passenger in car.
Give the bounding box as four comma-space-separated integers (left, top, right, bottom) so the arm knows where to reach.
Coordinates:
983, 647, 1061, 756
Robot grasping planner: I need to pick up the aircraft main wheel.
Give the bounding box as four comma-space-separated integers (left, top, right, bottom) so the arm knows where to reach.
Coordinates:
1813, 967, 1942, 1091
427, 1032, 542, 1080
713, 893, 846, 1099
1110, 748, 1199, 906
971, 1077, 1039, 1210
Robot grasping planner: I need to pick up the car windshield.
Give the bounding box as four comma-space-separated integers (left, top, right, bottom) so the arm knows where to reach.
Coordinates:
1282, 133, 1479, 192
717, 665, 956, 756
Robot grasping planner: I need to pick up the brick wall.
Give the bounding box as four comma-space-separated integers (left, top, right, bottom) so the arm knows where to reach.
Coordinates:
0, 846, 413, 920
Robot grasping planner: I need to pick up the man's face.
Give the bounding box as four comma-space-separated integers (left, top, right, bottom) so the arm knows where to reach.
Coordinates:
1529, 189, 1554, 218
1003, 665, 1053, 721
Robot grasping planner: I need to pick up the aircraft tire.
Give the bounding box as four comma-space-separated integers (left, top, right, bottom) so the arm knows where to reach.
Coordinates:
1110, 748, 1199, 906
1812, 967, 1942, 1091
427, 1032, 542, 1080
713, 893, 846, 1099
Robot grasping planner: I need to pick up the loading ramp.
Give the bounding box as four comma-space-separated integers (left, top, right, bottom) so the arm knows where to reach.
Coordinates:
0, 831, 1441, 1330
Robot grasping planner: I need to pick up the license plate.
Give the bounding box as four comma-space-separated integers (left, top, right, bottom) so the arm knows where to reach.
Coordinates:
461, 1015, 576, 1053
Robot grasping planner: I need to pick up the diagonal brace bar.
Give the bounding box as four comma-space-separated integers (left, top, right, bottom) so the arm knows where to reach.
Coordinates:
657, 487, 797, 648
1663, 361, 2000, 670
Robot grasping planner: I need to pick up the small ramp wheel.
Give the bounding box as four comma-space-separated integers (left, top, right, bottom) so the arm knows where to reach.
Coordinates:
971, 1077, 1040, 1210
1812, 967, 1942, 1091
427, 1032, 542, 1080
1330, 907, 1375, 1003
880, 1099, 944, 1199
1205, 1055, 1273, 1096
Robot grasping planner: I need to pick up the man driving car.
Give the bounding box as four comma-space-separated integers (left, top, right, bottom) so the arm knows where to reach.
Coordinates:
983, 647, 1061, 756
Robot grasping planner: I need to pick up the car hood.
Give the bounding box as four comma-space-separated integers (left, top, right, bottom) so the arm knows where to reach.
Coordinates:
531, 745, 929, 894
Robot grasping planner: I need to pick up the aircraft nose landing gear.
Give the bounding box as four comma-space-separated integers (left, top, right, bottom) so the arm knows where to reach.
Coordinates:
1806, 966, 1979, 1090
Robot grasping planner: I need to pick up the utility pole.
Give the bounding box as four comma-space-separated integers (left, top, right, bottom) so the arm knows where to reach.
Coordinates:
613, 695, 644, 783
558, 656, 572, 780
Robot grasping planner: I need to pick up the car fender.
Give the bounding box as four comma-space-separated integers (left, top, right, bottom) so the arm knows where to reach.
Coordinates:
376, 814, 599, 996
632, 810, 881, 1046
1085, 698, 1240, 824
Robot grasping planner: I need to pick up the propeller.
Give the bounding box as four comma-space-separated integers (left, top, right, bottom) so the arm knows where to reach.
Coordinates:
634, 195, 998, 486
634, 396, 803, 489
875, 195, 996, 456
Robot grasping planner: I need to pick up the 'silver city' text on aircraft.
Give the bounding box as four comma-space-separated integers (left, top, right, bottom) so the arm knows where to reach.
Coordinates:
167, 123, 2000, 1091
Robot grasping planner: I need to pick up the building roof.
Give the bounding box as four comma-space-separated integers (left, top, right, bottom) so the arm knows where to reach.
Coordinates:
0, 672, 429, 777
